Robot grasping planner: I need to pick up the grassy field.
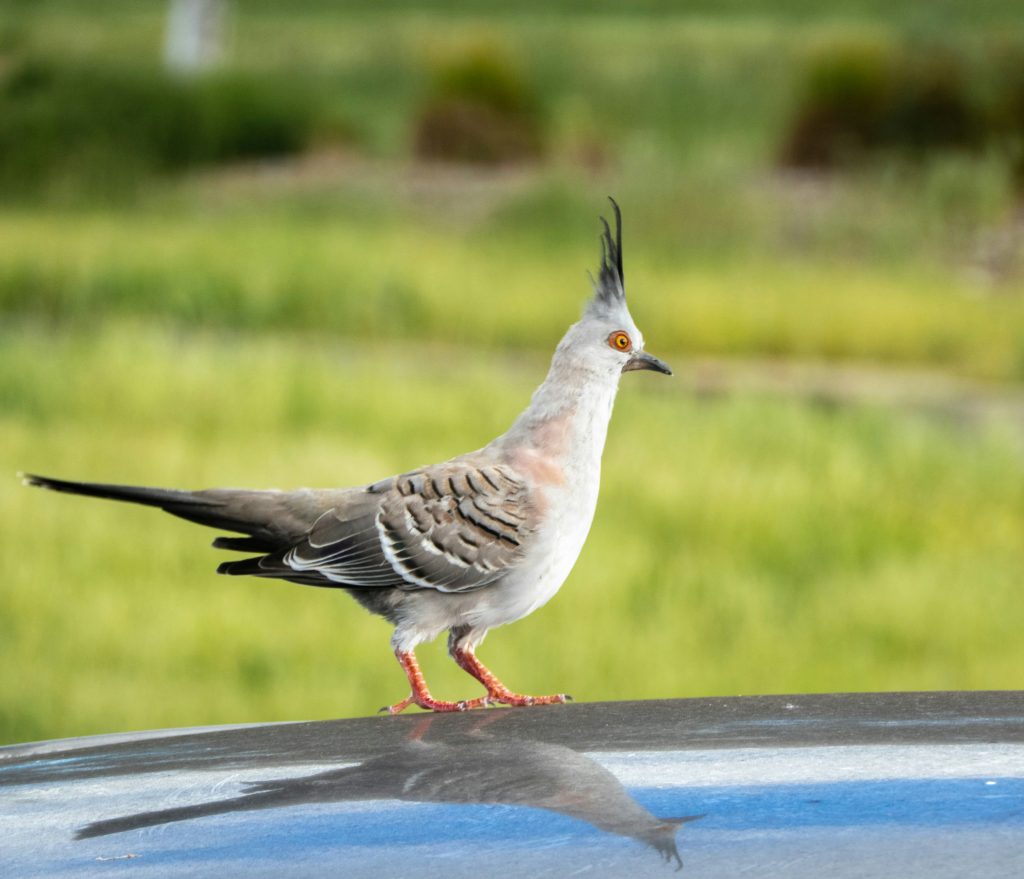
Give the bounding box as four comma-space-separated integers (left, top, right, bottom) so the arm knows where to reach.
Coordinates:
2, 1, 1023, 744
3, 177, 1024, 380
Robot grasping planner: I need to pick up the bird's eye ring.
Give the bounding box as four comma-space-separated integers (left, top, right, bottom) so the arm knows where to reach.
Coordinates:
608, 331, 632, 352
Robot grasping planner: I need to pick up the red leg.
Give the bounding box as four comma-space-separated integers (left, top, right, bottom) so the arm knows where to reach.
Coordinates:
452, 646, 570, 707
383, 649, 490, 714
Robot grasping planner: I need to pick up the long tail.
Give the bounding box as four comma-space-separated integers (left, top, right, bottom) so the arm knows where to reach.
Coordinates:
22, 473, 213, 511
20, 473, 319, 552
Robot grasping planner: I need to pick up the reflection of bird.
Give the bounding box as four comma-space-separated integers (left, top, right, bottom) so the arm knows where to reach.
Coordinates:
24, 199, 671, 713
76, 727, 698, 869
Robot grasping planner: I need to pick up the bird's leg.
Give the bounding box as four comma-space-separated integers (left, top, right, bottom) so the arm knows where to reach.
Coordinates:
451, 644, 570, 708
383, 649, 490, 714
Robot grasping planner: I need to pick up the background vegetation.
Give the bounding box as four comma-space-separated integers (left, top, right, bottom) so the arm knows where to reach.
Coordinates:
2, 0, 1022, 744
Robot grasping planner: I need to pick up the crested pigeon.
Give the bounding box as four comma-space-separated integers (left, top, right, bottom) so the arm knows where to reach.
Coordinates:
23, 199, 671, 713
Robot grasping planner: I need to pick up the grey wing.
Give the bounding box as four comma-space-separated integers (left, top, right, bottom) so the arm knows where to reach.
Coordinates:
274, 463, 538, 593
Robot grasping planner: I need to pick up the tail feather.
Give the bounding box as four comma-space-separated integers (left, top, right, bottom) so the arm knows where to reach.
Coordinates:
217, 556, 269, 576
21, 473, 211, 509
21, 472, 371, 576
20, 473, 321, 549
211, 535, 278, 552
217, 554, 338, 588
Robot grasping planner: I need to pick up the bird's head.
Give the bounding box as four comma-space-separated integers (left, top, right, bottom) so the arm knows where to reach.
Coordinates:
570, 198, 672, 379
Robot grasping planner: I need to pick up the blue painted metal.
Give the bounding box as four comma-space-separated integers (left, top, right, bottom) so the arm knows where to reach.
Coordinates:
1, 692, 1022, 877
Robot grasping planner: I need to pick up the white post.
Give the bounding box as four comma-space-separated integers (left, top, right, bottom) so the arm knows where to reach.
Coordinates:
164, 0, 226, 75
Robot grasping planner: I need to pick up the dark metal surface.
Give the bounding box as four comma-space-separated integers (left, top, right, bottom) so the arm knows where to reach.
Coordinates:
2, 692, 1023, 877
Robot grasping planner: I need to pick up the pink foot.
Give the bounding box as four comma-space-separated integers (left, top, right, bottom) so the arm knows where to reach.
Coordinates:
382, 692, 490, 715
383, 649, 490, 714
486, 689, 571, 708
451, 645, 571, 708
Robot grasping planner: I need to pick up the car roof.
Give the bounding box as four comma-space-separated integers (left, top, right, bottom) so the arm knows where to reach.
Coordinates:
3, 692, 1023, 877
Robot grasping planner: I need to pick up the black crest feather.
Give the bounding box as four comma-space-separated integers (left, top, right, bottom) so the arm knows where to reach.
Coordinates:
588, 196, 626, 316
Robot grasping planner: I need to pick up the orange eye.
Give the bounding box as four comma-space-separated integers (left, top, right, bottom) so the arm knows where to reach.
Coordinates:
608, 331, 632, 352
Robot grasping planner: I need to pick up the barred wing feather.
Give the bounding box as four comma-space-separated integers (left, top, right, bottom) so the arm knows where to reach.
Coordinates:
281, 463, 537, 593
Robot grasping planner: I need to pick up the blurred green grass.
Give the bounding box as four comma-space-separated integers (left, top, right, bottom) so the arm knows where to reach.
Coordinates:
2, 0, 1024, 744
3, 176, 1023, 379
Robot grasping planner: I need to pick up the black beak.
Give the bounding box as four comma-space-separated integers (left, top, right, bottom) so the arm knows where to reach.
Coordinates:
623, 350, 672, 376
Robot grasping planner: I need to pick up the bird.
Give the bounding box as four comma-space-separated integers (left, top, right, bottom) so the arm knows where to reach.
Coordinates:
22, 198, 671, 714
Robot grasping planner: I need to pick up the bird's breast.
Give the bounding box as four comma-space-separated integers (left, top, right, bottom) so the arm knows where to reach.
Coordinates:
467, 474, 599, 630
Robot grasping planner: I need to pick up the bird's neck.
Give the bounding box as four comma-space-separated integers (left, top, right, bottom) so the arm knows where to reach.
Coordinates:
493, 352, 621, 483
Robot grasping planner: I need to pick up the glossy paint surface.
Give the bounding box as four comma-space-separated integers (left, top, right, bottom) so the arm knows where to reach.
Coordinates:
2, 692, 1022, 877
